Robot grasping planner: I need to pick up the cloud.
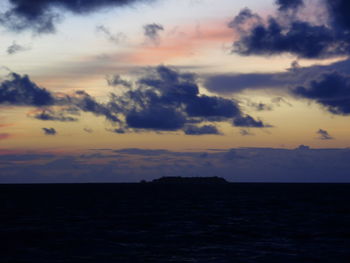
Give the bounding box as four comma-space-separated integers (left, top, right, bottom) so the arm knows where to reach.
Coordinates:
107, 65, 270, 132
96, 25, 126, 44
7, 41, 28, 55
186, 95, 240, 119
317, 129, 333, 140
292, 72, 350, 115
233, 16, 338, 59
0, 66, 270, 133
276, 0, 304, 11
271, 96, 293, 107
0, 72, 119, 122
143, 23, 164, 44
223, 149, 240, 160
233, 115, 270, 128
183, 124, 220, 135
0, 153, 55, 162
239, 129, 254, 136
326, 1, 350, 31
2, 147, 350, 183
71, 90, 120, 122
106, 74, 131, 88
42, 127, 56, 135
228, 8, 262, 34
230, 0, 350, 59
0, 0, 154, 33
108, 128, 126, 134
204, 58, 350, 97
0, 72, 54, 106
114, 148, 171, 156
126, 106, 186, 131
31, 109, 78, 122
246, 101, 273, 111
204, 72, 288, 94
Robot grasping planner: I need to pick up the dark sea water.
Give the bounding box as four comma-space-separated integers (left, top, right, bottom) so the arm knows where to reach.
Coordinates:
1, 183, 350, 263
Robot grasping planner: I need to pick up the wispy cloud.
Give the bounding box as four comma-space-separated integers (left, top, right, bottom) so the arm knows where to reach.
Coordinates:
317, 129, 333, 140
96, 25, 127, 45
42, 127, 57, 135
7, 41, 30, 55
143, 23, 164, 45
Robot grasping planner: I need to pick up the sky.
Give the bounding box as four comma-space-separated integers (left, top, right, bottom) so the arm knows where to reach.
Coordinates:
1, 0, 350, 182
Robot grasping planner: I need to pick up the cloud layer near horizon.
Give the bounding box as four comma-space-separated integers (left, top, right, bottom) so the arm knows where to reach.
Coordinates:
1, 147, 349, 183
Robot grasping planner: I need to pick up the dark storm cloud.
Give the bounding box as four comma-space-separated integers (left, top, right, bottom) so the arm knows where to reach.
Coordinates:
0, 72, 118, 122
185, 95, 240, 119
292, 72, 350, 115
42, 127, 56, 135
33, 109, 78, 122
183, 125, 220, 135
317, 129, 333, 140
0, 66, 270, 133
143, 23, 164, 42
0, 72, 54, 106
275, 0, 303, 11
7, 42, 27, 55
233, 115, 270, 128
230, 0, 350, 59
107, 65, 269, 132
126, 106, 186, 131
325, 1, 350, 31
233, 16, 340, 59
0, 0, 154, 33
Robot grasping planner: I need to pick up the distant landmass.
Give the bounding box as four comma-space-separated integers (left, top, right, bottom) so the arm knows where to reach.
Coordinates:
148, 176, 228, 184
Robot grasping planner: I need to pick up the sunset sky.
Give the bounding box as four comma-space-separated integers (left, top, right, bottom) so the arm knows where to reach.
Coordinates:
1, 0, 350, 182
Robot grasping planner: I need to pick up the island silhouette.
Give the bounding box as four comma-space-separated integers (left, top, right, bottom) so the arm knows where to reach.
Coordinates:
146, 176, 229, 184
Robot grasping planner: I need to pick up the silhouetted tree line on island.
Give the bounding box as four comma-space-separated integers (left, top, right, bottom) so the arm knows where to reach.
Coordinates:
140, 176, 229, 184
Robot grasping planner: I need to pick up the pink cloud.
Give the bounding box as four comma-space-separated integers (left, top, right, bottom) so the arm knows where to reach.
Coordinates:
127, 19, 236, 65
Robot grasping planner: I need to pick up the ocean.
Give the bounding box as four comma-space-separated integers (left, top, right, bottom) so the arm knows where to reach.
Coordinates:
1, 183, 349, 262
